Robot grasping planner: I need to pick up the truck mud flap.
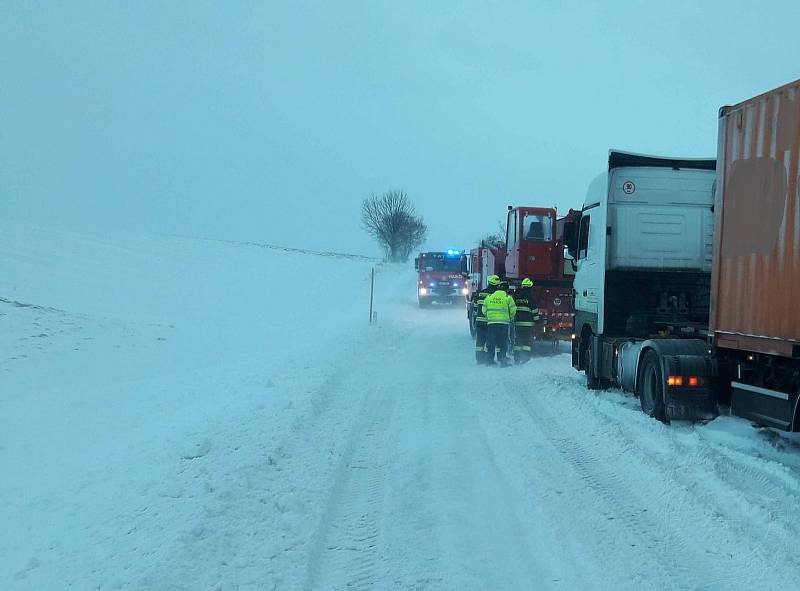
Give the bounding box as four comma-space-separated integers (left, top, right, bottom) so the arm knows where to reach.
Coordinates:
666, 393, 718, 421
661, 354, 719, 421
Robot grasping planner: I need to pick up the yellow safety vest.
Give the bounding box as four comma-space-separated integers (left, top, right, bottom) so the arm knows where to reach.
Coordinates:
482, 290, 517, 324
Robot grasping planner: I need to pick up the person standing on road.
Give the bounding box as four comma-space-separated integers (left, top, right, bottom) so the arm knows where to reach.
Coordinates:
482, 280, 517, 367
473, 275, 500, 365
513, 277, 540, 364
499, 280, 514, 356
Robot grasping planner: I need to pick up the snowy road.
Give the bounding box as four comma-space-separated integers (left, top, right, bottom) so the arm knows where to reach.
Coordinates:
137, 272, 800, 590
3, 229, 800, 590
268, 289, 800, 590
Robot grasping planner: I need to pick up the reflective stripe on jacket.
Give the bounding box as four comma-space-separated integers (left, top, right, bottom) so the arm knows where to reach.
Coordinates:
482, 289, 516, 324
472, 287, 495, 322
513, 288, 540, 326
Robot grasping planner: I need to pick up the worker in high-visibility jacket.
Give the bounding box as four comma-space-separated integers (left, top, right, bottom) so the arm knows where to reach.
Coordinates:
482, 281, 517, 366
472, 275, 500, 364
513, 277, 540, 364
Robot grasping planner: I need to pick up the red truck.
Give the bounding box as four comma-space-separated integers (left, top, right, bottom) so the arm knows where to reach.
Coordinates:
414, 250, 469, 307
504, 206, 578, 342
466, 207, 577, 342
466, 243, 506, 335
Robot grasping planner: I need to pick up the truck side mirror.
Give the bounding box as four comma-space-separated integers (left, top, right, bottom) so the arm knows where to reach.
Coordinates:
414, 257, 419, 271
563, 220, 578, 260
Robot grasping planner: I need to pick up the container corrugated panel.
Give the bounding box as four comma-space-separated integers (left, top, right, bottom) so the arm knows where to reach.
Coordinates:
712, 79, 800, 356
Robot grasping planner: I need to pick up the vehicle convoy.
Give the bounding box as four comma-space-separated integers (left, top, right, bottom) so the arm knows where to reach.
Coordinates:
566, 79, 800, 430
414, 250, 469, 307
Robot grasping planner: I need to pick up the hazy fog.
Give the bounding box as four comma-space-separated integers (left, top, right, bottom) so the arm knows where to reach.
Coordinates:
3, 1, 798, 255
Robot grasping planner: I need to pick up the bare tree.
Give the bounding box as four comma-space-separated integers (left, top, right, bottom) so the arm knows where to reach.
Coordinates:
361, 190, 428, 262
476, 220, 507, 249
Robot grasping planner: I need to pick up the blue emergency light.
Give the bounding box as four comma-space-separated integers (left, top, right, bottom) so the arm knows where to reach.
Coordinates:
446, 249, 461, 256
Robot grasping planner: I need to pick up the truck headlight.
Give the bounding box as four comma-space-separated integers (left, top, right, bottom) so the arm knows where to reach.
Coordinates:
419, 288, 428, 295
461, 288, 469, 295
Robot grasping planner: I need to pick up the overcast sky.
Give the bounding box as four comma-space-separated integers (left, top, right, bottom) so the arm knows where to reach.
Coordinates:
2, 1, 799, 255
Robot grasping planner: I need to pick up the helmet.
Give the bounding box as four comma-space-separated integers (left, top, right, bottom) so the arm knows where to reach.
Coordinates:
521, 278, 534, 288
487, 275, 501, 286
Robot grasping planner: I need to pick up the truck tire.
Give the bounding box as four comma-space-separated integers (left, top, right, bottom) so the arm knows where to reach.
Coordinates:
418, 298, 431, 308
584, 337, 609, 390
639, 350, 667, 422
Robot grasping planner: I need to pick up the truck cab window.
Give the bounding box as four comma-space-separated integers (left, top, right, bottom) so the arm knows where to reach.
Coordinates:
578, 215, 590, 259
523, 214, 553, 242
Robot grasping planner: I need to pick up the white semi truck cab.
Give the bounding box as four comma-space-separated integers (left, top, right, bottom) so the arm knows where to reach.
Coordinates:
564, 151, 718, 421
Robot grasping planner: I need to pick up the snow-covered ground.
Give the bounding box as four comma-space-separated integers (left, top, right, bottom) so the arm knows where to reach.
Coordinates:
3, 222, 800, 590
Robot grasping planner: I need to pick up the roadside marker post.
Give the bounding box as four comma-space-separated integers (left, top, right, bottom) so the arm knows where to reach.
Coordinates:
369, 267, 375, 324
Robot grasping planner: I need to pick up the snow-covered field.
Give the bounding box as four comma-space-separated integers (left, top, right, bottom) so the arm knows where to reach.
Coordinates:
3, 221, 800, 590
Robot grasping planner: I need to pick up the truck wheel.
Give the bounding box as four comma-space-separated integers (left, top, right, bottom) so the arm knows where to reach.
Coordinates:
584, 338, 608, 390
639, 350, 667, 422
572, 334, 581, 369
418, 298, 431, 308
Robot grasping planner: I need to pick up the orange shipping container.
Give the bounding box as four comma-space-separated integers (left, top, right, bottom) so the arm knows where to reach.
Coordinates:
712, 79, 800, 358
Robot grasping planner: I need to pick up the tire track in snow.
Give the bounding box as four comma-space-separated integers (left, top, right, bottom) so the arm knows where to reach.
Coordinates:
423, 373, 549, 589
125, 354, 369, 591
300, 322, 417, 590
565, 379, 800, 587
303, 389, 398, 591
508, 369, 774, 590
378, 375, 448, 590
464, 385, 600, 589
504, 377, 746, 591
125, 325, 397, 590
459, 389, 543, 580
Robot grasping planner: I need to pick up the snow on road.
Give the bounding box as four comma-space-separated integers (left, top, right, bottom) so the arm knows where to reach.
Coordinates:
3, 223, 800, 590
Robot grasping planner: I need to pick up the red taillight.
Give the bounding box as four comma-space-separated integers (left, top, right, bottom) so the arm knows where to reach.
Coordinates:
667, 375, 701, 387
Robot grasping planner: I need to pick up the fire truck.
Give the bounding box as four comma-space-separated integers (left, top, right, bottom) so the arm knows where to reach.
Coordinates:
467, 207, 577, 341
414, 250, 469, 307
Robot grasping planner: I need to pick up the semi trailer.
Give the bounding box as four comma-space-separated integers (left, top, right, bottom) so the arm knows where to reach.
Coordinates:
566, 79, 800, 430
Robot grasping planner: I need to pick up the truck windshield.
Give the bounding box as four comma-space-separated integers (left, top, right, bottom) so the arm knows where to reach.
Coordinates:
523, 214, 553, 242
420, 254, 464, 272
